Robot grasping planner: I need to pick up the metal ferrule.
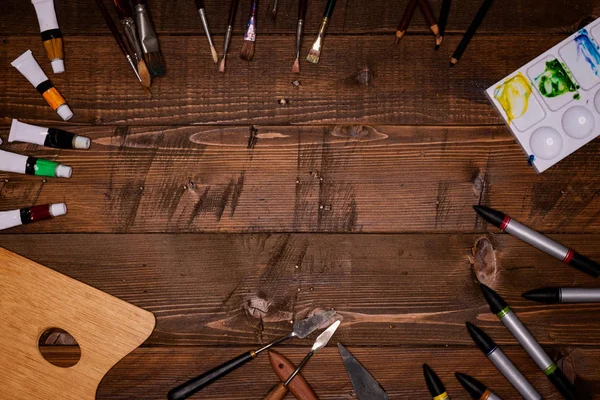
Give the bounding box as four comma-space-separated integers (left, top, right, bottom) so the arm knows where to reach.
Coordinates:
222, 25, 233, 56
244, 15, 257, 42
311, 17, 329, 51
505, 219, 569, 261
198, 8, 216, 48
134, 4, 160, 54
121, 17, 145, 64
126, 54, 142, 83
500, 312, 554, 371
295, 19, 304, 58
487, 392, 503, 400
488, 348, 542, 400
561, 288, 600, 302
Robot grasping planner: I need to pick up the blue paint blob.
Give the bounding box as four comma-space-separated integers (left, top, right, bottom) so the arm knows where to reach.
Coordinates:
575, 29, 600, 76
528, 154, 535, 166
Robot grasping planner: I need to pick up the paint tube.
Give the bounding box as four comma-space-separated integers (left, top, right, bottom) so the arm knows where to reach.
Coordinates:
0, 149, 72, 178
11, 50, 73, 121
31, 0, 64, 74
9, 119, 90, 150
0, 203, 67, 231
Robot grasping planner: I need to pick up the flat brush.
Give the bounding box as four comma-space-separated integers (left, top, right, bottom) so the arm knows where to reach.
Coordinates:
94, 0, 151, 96
132, 0, 166, 76
112, 0, 151, 88
306, 0, 337, 64
219, 0, 240, 72
292, 0, 308, 73
395, 0, 418, 44
195, 0, 218, 63
240, 0, 259, 61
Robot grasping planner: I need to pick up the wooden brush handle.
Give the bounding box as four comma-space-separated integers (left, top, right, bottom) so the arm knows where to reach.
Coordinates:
112, 0, 133, 19
397, 0, 419, 32
298, 0, 308, 20
268, 351, 318, 400
323, 0, 337, 18
95, 0, 129, 56
264, 383, 289, 400
227, 0, 240, 26
195, 0, 205, 10
167, 351, 255, 400
130, 0, 146, 5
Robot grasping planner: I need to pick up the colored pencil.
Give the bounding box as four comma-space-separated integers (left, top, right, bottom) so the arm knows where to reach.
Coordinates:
436, 0, 451, 49
395, 0, 419, 44
418, 0, 440, 42
450, 0, 494, 66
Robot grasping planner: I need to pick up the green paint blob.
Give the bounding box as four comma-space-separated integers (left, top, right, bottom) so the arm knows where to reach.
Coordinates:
535, 59, 579, 99
34, 159, 59, 177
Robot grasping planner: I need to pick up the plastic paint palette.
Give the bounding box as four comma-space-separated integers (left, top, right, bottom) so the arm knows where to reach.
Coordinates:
486, 18, 600, 173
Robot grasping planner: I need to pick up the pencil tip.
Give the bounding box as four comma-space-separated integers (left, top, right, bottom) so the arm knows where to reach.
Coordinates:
450, 57, 458, 67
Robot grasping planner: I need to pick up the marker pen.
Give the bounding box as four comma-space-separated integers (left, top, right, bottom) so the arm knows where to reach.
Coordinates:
480, 284, 576, 400
11, 50, 73, 121
455, 373, 502, 400
9, 119, 90, 150
474, 205, 600, 277
423, 364, 450, 400
0, 149, 72, 178
523, 287, 600, 304
0, 203, 67, 231
31, 0, 65, 73
466, 322, 541, 400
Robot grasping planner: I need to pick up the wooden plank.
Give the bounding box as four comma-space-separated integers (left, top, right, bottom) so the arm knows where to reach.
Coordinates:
1, 125, 598, 234
3, 233, 600, 347
43, 346, 595, 399
3, 0, 596, 35
0, 35, 578, 126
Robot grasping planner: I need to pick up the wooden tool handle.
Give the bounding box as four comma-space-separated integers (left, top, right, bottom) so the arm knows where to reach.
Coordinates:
195, 0, 205, 10
268, 351, 319, 400
323, 0, 337, 18
94, 0, 129, 56
112, 0, 133, 19
298, 0, 308, 20
167, 351, 255, 400
264, 383, 289, 400
227, 0, 240, 26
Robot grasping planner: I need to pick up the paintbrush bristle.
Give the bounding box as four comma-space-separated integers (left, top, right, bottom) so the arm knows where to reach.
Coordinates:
144, 51, 165, 77
219, 56, 227, 73
240, 40, 255, 61
292, 57, 300, 73
210, 46, 219, 64
137, 59, 152, 88
306, 48, 320, 64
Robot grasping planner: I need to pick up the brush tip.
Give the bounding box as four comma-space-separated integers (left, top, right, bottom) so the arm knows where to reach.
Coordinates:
219, 56, 226, 73
292, 58, 300, 73
240, 40, 256, 61
144, 52, 166, 77
210, 46, 219, 64
137, 60, 152, 88
306, 50, 320, 64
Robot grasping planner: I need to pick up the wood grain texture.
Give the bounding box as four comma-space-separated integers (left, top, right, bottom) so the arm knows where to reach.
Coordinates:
0, 35, 582, 125
71, 346, 600, 399
0, 126, 598, 234
2, 234, 600, 347
2, 0, 596, 35
0, 248, 156, 400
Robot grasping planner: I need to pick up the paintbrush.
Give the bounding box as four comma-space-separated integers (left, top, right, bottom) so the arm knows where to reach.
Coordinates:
435, 0, 451, 50
195, 0, 218, 63
306, 0, 337, 64
112, 0, 151, 88
292, 0, 308, 72
219, 0, 240, 72
395, 0, 418, 44
95, 0, 151, 97
271, 0, 280, 21
240, 0, 259, 61
132, 0, 165, 76
418, 0, 440, 44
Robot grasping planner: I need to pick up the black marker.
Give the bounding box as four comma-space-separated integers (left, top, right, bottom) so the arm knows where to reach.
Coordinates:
455, 372, 501, 400
523, 287, 600, 304
423, 364, 450, 400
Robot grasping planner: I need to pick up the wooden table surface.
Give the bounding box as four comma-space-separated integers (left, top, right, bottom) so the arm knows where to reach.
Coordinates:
2, 0, 600, 398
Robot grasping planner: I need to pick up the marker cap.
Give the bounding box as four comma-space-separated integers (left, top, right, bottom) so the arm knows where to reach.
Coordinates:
55, 164, 72, 178
423, 364, 446, 396
455, 373, 486, 399
73, 135, 91, 149
465, 322, 496, 355
480, 284, 509, 315
49, 203, 67, 217
51, 59, 65, 74
56, 104, 73, 121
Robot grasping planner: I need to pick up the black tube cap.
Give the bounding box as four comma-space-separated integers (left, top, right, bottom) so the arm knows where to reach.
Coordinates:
423, 364, 446, 397
455, 372, 486, 399
569, 252, 600, 278
548, 368, 576, 400
466, 322, 497, 356
480, 284, 509, 315
522, 288, 560, 304
473, 205, 505, 228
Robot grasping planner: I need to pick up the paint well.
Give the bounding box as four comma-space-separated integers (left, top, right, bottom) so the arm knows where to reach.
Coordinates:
529, 127, 563, 160
493, 73, 545, 131
560, 29, 600, 90
562, 106, 595, 139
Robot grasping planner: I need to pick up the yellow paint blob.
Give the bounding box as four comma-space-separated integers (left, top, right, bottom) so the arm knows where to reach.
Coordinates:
494, 73, 533, 123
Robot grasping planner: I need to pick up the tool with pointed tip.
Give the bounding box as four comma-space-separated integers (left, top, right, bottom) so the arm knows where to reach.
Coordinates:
423, 364, 450, 400
167, 310, 336, 400
455, 372, 502, 400
264, 320, 341, 400
338, 343, 388, 400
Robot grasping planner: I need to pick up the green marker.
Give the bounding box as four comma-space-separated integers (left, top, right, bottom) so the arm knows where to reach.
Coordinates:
480, 284, 576, 400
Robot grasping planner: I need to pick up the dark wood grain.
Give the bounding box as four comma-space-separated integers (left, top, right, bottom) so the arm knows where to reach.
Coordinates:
4, 233, 600, 347
1, 125, 598, 234
2, 0, 595, 35
0, 35, 581, 125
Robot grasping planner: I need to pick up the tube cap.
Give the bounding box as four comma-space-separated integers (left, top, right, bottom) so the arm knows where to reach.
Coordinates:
51, 59, 65, 74
49, 203, 67, 217
74, 135, 91, 149
56, 104, 73, 121
55, 164, 72, 178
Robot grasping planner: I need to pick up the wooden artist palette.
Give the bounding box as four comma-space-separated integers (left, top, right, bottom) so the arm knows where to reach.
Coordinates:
0, 248, 156, 399
486, 18, 600, 173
